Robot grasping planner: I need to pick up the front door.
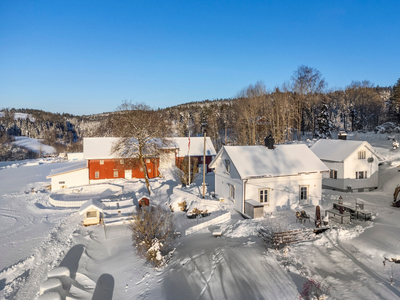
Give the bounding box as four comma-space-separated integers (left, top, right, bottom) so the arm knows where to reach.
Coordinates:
299, 186, 309, 206
125, 169, 132, 179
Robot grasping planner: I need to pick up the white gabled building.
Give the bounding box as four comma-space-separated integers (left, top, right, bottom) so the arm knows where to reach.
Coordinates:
209, 143, 329, 217
311, 139, 384, 192
46, 161, 89, 191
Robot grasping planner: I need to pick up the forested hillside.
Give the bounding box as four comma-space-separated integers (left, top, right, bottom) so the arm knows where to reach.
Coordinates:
1, 66, 399, 161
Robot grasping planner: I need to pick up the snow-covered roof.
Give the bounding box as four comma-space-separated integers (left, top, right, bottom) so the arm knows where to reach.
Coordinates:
83, 137, 178, 159
174, 137, 216, 157
211, 144, 329, 179
83, 137, 120, 159
79, 199, 105, 214
311, 139, 383, 162
46, 161, 87, 178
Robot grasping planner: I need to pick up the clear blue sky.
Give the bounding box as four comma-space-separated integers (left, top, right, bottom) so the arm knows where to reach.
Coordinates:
1, 0, 399, 115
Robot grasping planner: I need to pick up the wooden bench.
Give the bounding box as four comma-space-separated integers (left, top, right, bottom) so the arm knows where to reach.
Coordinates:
325, 209, 351, 224
332, 203, 372, 221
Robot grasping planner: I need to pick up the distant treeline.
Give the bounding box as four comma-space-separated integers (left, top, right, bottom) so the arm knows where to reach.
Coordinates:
1, 66, 400, 158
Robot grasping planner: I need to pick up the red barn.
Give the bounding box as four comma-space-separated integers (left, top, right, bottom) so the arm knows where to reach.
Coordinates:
83, 137, 160, 182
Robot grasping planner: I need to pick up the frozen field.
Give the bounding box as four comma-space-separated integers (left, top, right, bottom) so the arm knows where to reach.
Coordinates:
1, 132, 400, 299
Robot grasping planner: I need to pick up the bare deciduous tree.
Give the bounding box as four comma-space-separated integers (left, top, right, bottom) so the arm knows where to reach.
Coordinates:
345, 81, 383, 131
234, 81, 266, 145
291, 65, 327, 138
110, 101, 171, 195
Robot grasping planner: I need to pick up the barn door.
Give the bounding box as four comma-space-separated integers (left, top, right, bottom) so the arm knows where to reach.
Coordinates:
125, 170, 132, 179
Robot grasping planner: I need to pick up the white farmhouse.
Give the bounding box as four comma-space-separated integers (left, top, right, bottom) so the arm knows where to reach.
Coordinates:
209, 143, 329, 217
311, 139, 383, 192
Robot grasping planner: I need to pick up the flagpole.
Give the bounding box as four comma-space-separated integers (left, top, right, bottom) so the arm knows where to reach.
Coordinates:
188, 131, 191, 186
202, 132, 206, 198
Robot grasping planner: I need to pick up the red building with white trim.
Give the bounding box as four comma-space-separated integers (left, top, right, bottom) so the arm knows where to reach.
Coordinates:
84, 137, 160, 183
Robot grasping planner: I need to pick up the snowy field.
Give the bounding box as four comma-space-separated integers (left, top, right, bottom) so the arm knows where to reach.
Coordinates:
12, 136, 56, 155
2, 132, 400, 299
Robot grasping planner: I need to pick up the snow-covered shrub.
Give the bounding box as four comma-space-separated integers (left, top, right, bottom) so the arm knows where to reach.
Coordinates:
130, 204, 175, 268
147, 238, 166, 267
178, 200, 187, 211
299, 278, 330, 300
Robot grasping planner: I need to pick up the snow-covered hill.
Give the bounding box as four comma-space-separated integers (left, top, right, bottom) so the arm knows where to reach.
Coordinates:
13, 136, 56, 155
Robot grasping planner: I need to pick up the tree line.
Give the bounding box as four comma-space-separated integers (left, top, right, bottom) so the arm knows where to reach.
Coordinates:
165, 66, 398, 150
1, 65, 399, 158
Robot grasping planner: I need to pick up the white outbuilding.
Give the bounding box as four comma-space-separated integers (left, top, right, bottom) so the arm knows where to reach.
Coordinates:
311, 139, 384, 192
209, 142, 329, 217
67, 152, 84, 161
79, 199, 105, 226
46, 161, 89, 191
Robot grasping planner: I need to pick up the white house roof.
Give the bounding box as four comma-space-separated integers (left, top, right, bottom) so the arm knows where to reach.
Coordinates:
174, 137, 216, 157
46, 161, 87, 178
211, 144, 329, 179
83, 137, 120, 159
310, 139, 383, 162
79, 199, 105, 214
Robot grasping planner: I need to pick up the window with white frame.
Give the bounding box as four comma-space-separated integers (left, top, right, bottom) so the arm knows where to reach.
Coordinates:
228, 184, 235, 200
100, 160, 104, 165
113, 169, 118, 177
358, 151, 366, 159
300, 186, 308, 201
330, 170, 337, 179
356, 171, 367, 179
259, 188, 269, 203
120, 159, 124, 164
95, 171, 99, 178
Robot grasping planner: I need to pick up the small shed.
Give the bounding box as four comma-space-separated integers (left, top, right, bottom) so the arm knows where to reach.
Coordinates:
245, 199, 264, 219
79, 199, 105, 226
138, 196, 150, 208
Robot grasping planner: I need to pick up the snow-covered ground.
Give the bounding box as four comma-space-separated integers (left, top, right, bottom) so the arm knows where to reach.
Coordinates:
0, 112, 35, 121
2, 132, 400, 299
12, 136, 56, 155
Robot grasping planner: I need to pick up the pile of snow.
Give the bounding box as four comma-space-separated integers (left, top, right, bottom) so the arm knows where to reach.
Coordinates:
223, 219, 260, 238
315, 224, 371, 247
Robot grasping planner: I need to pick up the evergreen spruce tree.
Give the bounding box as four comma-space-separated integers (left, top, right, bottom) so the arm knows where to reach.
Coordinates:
315, 102, 332, 138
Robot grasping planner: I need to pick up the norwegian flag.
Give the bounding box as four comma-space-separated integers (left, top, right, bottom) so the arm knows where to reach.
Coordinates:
187, 136, 191, 154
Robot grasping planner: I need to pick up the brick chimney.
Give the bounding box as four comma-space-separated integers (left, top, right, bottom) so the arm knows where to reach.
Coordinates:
264, 134, 274, 149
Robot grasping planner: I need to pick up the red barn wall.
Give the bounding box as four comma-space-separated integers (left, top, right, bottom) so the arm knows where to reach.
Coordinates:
88, 158, 159, 180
